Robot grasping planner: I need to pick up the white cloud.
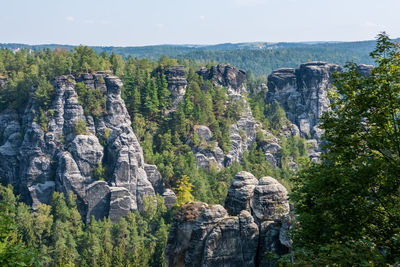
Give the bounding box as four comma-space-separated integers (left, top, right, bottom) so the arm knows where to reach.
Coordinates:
156, 23, 165, 29
65, 16, 75, 22
199, 15, 206, 21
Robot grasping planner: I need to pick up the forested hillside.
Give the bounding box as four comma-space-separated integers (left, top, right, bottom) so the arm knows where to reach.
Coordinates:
0, 34, 399, 266
0, 44, 305, 266
1, 38, 392, 76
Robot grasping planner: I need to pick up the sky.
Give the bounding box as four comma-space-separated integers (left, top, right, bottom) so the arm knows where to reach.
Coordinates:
1, 0, 399, 46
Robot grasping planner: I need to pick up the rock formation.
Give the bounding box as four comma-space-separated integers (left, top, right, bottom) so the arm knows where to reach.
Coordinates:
224, 171, 258, 216
266, 62, 340, 161
194, 65, 266, 168
266, 62, 340, 141
165, 171, 291, 267
197, 64, 247, 95
165, 66, 188, 109
266, 62, 373, 162
0, 73, 175, 222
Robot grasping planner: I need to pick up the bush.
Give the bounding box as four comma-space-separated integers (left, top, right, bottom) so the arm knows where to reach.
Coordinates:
93, 163, 106, 181
74, 120, 88, 135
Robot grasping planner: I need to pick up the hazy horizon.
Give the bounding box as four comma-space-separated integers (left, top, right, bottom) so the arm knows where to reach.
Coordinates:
1, 0, 399, 46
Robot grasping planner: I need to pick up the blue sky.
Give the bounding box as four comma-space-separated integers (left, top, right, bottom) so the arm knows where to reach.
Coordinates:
1, 0, 399, 46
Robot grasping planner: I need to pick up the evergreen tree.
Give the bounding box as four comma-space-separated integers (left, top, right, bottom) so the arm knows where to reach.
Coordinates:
290, 33, 400, 265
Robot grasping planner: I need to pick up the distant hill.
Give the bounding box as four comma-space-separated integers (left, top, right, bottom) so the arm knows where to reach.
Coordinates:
2, 38, 398, 75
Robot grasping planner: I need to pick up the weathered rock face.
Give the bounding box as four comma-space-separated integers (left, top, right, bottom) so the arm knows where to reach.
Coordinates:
252, 176, 290, 223
166, 171, 292, 267
165, 66, 188, 109
224, 171, 258, 216
197, 64, 246, 95
193, 65, 262, 169
0, 73, 175, 222
266, 62, 341, 161
165, 202, 209, 267
266, 62, 341, 141
192, 125, 225, 169
201, 210, 259, 267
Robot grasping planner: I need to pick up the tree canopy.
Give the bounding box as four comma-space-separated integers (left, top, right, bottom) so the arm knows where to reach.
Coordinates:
290, 33, 400, 265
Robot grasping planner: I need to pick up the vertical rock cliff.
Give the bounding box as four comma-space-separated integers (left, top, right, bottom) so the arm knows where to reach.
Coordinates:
0, 73, 175, 222
165, 171, 291, 267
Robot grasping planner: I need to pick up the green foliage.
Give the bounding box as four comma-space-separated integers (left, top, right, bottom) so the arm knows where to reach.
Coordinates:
0, 184, 38, 266
264, 101, 288, 133
93, 163, 107, 181
74, 120, 88, 135
175, 175, 194, 206
290, 33, 400, 265
0, 182, 172, 267
75, 82, 106, 118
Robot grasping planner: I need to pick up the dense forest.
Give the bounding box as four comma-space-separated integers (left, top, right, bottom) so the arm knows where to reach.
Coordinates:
0, 34, 399, 266
1, 38, 390, 76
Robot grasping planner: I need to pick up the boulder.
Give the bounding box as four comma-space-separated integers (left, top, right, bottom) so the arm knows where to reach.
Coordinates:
252, 176, 289, 222
224, 171, 258, 216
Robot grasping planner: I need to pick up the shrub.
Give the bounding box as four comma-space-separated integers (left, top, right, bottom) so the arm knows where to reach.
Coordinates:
74, 120, 88, 135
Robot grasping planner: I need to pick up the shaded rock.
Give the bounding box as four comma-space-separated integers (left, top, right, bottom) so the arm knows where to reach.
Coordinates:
85, 181, 110, 221
202, 210, 259, 267
185, 204, 228, 267
197, 64, 246, 95
144, 164, 165, 195
144, 164, 176, 207
266, 62, 341, 161
109, 187, 131, 223
165, 66, 188, 108
28, 181, 55, 209
165, 202, 208, 267
258, 220, 290, 267
162, 189, 177, 209
266, 62, 341, 142
69, 134, 103, 178
224, 171, 258, 216
0, 76, 7, 88
252, 176, 289, 222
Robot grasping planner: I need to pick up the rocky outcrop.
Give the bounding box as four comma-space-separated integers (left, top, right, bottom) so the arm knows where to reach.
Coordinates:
252, 176, 290, 223
165, 66, 188, 109
165, 202, 209, 267
192, 125, 225, 169
197, 64, 246, 95
266, 62, 341, 141
224, 171, 258, 216
193, 65, 263, 169
166, 171, 291, 267
266, 62, 341, 161
200, 210, 259, 267
144, 164, 177, 208
0, 73, 175, 222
